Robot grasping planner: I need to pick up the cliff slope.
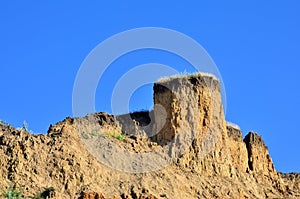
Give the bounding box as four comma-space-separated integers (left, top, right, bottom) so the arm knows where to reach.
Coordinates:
0, 73, 299, 199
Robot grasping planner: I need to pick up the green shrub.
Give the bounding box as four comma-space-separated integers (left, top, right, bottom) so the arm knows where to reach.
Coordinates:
2, 186, 55, 199
3, 187, 23, 199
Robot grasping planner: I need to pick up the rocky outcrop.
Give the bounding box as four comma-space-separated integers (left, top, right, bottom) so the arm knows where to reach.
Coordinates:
153, 74, 233, 178
243, 132, 276, 175
226, 123, 248, 173
0, 73, 299, 199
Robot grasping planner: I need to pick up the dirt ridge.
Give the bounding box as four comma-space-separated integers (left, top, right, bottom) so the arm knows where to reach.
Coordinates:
0, 73, 299, 199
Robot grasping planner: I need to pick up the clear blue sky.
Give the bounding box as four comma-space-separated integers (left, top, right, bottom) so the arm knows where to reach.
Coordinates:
0, 1, 299, 173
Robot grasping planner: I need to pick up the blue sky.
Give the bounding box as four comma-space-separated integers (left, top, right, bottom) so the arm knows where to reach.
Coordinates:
0, 1, 299, 172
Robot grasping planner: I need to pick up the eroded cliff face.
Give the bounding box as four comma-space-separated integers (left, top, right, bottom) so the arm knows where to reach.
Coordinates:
152, 75, 232, 178
0, 73, 299, 199
226, 124, 248, 173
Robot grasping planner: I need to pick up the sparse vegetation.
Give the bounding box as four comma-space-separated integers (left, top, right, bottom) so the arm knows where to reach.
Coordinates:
3, 187, 23, 199
82, 128, 126, 141
20, 120, 35, 134
160, 193, 167, 197
97, 132, 126, 141
114, 134, 126, 141
158, 71, 218, 83
82, 132, 90, 139
0, 119, 10, 126
22, 121, 29, 132
2, 187, 55, 199
91, 130, 100, 137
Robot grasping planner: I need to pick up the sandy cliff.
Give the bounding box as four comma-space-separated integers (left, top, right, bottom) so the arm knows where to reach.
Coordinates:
0, 73, 299, 199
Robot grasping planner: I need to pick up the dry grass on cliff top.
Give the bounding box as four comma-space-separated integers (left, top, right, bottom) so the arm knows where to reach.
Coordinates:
157, 72, 219, 83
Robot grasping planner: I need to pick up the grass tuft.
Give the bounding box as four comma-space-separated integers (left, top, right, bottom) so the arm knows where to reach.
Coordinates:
82, 128, 126, 141
22, 121, 29, 132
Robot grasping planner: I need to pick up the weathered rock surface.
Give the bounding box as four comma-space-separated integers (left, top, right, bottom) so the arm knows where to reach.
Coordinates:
0, 73, 299, 198
226, 124, 248, 173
